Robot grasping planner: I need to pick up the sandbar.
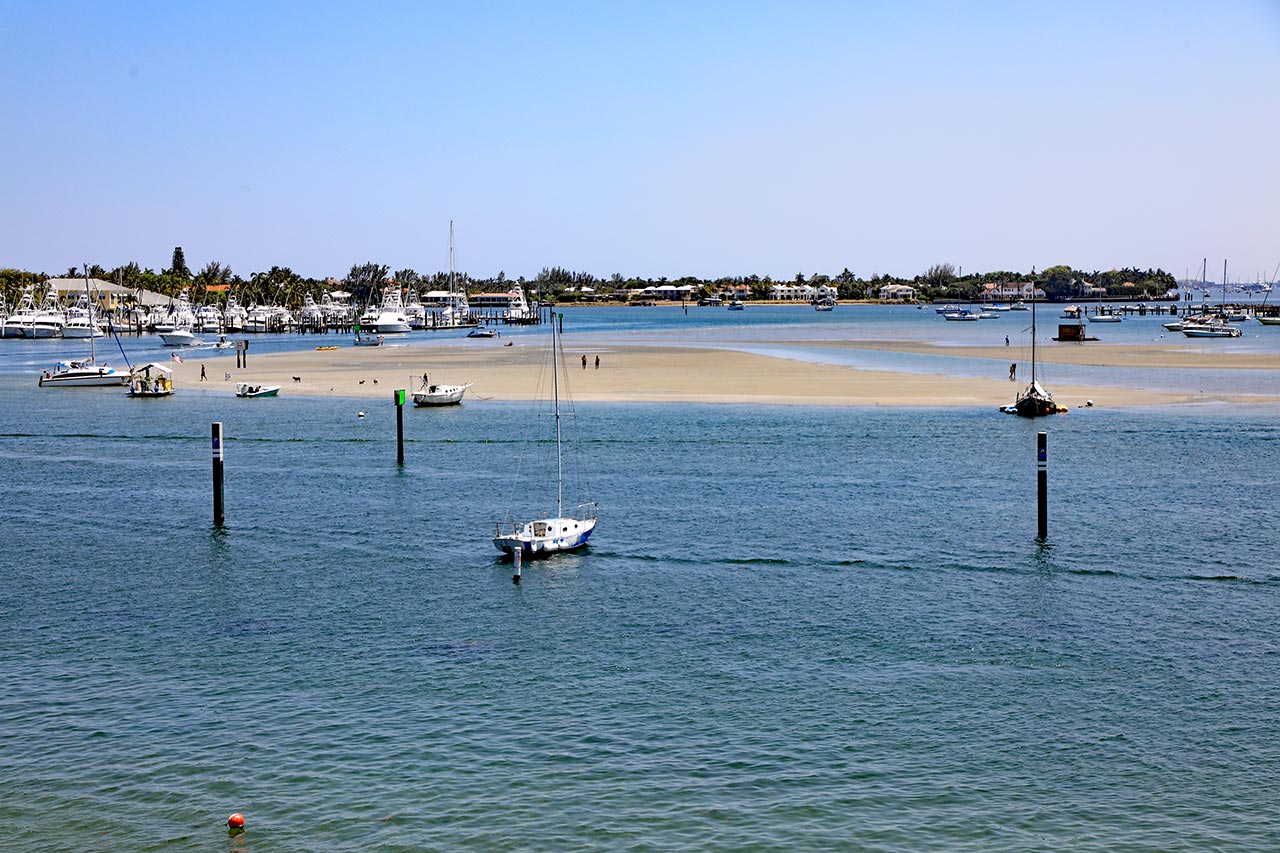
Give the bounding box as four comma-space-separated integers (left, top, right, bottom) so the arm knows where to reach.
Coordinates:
167, 337, 1280, 408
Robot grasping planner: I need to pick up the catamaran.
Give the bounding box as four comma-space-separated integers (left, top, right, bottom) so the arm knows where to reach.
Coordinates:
39, 270, 127, 387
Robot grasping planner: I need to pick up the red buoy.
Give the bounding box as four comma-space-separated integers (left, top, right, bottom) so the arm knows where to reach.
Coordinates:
227, 813, 245, 829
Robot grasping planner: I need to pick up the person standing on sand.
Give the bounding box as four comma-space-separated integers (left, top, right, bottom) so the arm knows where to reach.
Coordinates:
1005, 335, 1010, 347
594, 355, 600, 369
200, 364, 206, 381
1009, 362, 1017, 381
582, 354, 587, 369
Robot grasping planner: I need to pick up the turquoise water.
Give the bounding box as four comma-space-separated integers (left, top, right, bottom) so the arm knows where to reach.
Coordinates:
2, 371, 1280, 851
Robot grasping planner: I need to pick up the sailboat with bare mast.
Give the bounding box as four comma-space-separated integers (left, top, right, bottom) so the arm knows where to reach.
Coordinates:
493, 312, 598, 557
1001, 278, 1066, 417
39, 267, 128, 387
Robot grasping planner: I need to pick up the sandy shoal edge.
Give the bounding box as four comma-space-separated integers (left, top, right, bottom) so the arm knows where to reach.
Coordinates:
165, 340, 1279, 408
794, 339, 1280, 370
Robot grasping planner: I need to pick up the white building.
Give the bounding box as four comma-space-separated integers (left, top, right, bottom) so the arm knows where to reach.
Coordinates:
767, 283, 816, 301
879, 284, 917, 301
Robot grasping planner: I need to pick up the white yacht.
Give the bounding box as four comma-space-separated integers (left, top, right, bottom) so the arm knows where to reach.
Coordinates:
195, 303, 223, 332
298, 293, 324, 327
62, 293, 105, 338
404, 290, 427, 330
4, 287, 39, 338
372, 287, 411, 334
27, 291, 66, 338
244, 304, 273, 333
223, 296, 248, 332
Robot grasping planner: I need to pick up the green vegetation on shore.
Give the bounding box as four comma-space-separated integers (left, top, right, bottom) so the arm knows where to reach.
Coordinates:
0, 248, 1178, 309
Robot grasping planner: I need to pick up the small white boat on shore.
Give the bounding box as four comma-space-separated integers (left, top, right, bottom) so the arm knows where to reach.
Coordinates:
467, 327, 496, 338
235, 383, 281, 398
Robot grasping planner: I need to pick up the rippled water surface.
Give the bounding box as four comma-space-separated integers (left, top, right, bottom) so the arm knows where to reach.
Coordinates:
2, 376, 1279, 851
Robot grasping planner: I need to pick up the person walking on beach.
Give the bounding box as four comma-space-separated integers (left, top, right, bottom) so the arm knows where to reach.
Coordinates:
1005, 335, 1010, 347
200, 364, 206, 381
582, 354, 587, 369
594, 355, 600, 369
1009, 362, 1017, 381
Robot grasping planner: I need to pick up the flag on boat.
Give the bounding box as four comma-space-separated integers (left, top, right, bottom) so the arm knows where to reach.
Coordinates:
170, 353, 183, 363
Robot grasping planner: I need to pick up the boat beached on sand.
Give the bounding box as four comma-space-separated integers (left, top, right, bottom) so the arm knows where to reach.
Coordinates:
412, 377, 472, 406
1001, 293, 1067, 417
493, 312, 598, 558
236, 383, 281, 398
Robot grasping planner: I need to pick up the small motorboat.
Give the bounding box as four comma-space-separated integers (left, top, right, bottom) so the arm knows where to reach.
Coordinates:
467, 327, 496, 338
726, 299, 745, 311
235, 383, 281, 398
354, 331, 385, 346
160, 329, 201, 346
944, 310, 980, 321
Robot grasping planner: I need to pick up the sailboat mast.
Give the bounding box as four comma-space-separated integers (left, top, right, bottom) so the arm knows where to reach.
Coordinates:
552, 313, 563, 517
82, 264, 95, 362
1030, 284, 1037, 386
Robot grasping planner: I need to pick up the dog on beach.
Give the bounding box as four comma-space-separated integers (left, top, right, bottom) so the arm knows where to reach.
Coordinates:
292, 376, 302, 382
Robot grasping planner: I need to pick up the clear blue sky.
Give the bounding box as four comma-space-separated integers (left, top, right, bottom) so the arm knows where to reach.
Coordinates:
2, 0, 1278, 281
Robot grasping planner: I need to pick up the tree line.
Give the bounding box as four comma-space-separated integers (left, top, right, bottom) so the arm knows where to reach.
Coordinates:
0, 247, 1179, 307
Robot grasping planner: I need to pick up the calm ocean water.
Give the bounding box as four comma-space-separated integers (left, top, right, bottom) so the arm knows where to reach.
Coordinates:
3, 313, 1280, 851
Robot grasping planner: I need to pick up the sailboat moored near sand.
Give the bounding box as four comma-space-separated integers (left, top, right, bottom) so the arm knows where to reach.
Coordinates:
1000, 291, 1067, 417
493, 312, 598, 557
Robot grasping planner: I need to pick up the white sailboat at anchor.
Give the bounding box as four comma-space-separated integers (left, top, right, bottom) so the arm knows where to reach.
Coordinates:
493, 312, 598, 558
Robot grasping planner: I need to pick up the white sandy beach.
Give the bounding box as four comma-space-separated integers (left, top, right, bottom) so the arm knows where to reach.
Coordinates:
166, 336, 1280, 408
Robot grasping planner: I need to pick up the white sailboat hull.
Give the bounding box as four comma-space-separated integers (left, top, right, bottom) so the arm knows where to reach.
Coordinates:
412, 383, 471, 406
494, 516, 597, 557
39, 365, 127, 387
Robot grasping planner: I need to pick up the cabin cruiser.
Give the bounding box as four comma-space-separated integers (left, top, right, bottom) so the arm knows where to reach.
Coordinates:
372, 287, 411, 334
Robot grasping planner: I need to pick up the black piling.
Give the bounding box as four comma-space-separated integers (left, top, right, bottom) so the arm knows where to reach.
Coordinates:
1036, 431, 1047, 540
212, 422, 225, 527
513, 548, 522, 583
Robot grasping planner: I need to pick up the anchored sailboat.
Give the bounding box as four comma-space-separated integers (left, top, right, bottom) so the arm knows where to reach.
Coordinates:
39, 268, 127, 387
493, 312, 598, 557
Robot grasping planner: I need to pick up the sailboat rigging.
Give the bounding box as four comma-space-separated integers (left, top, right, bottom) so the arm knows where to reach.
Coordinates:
493, 312, 598, 557
1001, 282, 1067, 417
38, 267, 128, 387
